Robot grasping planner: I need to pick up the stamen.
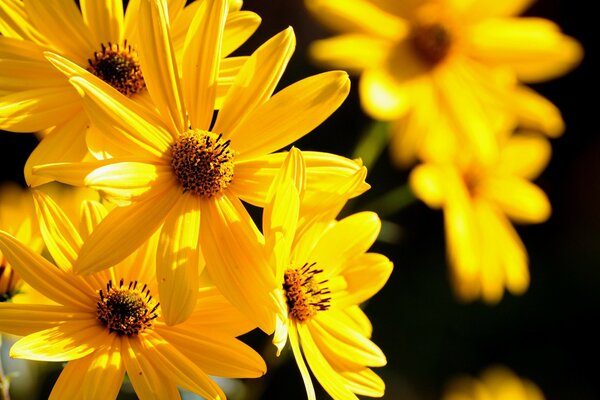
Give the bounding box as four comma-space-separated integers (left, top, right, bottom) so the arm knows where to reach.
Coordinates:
96, 279, 159, 336
170, 130, 235, 197
283, 262, 332, 323
87, 40, 145, 96
411, 23, 452, 65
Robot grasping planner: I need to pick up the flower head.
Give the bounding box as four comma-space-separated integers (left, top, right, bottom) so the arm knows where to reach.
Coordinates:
306, 0, 582, 166
0, 190, 265, 399
34, 0, 366, 331
410, 133, 552, 303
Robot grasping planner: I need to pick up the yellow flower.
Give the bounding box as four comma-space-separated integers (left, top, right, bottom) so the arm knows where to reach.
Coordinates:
306, 0, 582, 166
443, 366, 545, 400
0, 0, 261, 185
410, 133, 552, 303
262, 149, 391, 399
0, 190, 265, 400
33, 0, 366, 331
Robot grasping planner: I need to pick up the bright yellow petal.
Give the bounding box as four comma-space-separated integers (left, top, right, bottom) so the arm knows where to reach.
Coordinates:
138, 0, 186, 133
222, 10, 261, 57
409, 163, 447, 209
288, 323, 316, 400
464, 0, 534, 19
309, 34, 393, 73
341, 305, 373, 337
467, 17, 583, 82
49, 357, 92, 400
496, 133, 551, 180
79, 200, 109, 242
32, 190, 83, 272
200, 193, 277, 334
32, 158, 129, 188
154, 324, 266, 378
213, 27, 295, 136
0, 303, 91, 336
0, 230, 94, 309
359, 66, 414, 121
0, 57, 65, 93
24, 113, 89, 187
80, 0, 123, 45
513, 86, 565, 137
479, 177, 551, 223
335, 253, 393, 308
230, 71, 350, 161
23, 0, 95, 63
0, 0, 44, 42
82, 334, 125, 400
10, 321, 105, 361
340, 368, 385, 398
182, 0, 226, 129
157, 195, 202, 325
75, 187, 179, 275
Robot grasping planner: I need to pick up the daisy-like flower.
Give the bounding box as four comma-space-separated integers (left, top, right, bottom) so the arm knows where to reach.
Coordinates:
0, 191, 265, 399
306, 0, 583, 166
259, 148, 391, 399
410, 133, 552, 303
34, 0, 365, 330
0, 0, 261, 185
443, 366, 545, 400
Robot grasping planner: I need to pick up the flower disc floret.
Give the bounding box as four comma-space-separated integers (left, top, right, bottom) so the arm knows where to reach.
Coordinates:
96, 279, 159, 336
87, 41, 146, 96
170, 130, 235, 197
411, 23, 452, 65
283, 262, 331, 323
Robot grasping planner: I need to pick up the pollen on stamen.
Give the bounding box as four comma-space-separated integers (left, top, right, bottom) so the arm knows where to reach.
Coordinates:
170, 130, 235, 197
87, 40, 145, 96
96, 278, 159, 336
411, 23, 452, 65
283, 262, 332, 323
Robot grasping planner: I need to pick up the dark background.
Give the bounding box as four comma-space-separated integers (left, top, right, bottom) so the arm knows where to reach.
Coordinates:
1, 0, 598, 399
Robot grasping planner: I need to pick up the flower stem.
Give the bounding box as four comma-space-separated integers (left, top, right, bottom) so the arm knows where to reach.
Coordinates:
352, 120, 389, 171
363, 184, 416, 218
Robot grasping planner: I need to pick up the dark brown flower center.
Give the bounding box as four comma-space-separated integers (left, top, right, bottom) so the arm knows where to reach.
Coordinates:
87, 41, 145, 96
283, 262, 331, 323
170, 130, 235, 197
96, 279, 159, 336
411, 23, 452, 65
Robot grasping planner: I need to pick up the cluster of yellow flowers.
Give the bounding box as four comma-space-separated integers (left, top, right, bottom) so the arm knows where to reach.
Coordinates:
0, 0, 582, 399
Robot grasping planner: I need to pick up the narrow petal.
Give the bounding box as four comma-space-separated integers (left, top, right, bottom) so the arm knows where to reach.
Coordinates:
222, 10, 261, 57
182, 0, 227, 129
10, 321, 106, 361
230, 71, 350, 160
496, 134, 551, 180
0, 0, 43, 42
0, 231, 94, 309
32, 190, 83, 272
138, 0, 186, 133
157, 195, 202, 325
23, 0, 95, 63
155, 325, 266, 378
213, 27, 295, 136
479, 177, 551, 223
79, 200, 109, 242
409, 163, 446, 209
309, 34, 393, 72
215, 56, 247, 108
340, 368, 385, 398
200, 193, 278, 333
288, 324, 316, 400
75, 187, 179, 275
464, 0, 534, 19
334, 253, 393, 308
0, 303, 91, 336
0, 58, 64, 92
80, 0, 124, 45
82, 335, 125, 400
24, 113, 89, 187
513, 86, 564, 137
33, 158, 135, 188
49, 357, 93, 400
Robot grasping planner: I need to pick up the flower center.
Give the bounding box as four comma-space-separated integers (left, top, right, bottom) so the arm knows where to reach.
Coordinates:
170, 130, 235, 197
411, 23, 452, 65
0, 263, 19, 302
283, 262, 331, 323
96, 279, 159, 336
87, 41, 145, 96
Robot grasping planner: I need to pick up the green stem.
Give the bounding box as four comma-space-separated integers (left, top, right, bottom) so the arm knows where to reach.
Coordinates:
363, 184, 416, 218
352, 120, 389, 171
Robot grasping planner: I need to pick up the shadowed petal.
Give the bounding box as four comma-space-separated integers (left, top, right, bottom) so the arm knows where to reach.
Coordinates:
80, 0, 123, 45
0, 303, 91, 336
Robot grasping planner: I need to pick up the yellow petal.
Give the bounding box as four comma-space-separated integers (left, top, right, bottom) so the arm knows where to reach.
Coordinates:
213, 27, 296, 136
341, 305, 372, 337
409, 163, 447, 209
464, 0, 534, 19
200, 193, 277, 334
335, 253, 393, 308
0, 58, 64, 92
32, 190, 83, 272
359, 66, 413, 120
0, 230, 94, 309
467, 17, 583, 83
230, 71, 350, 161
79, 200, 109, 242
80, 0, 124, 45
23, 0, 95, 63
513, 86, 565, 137
0, 0, 44, 42
266, 146, 306, 201
82, 334, 125, 400
182, 0, 227, 129
496, 133, 551, 180
155, 324, 266, 378
138, 0, 186, 133
157, 195, 202, 325
0, 303, 91, 336
75, 187, 179, 275
340, 368, 385, 398
10, 321, 105, 361
479, 177, 551, 223
222, 10, 261, 57
49, 357, 92, 400
309, 34, 392, 73
288, 324, 316, 400
32, 158, 125, 188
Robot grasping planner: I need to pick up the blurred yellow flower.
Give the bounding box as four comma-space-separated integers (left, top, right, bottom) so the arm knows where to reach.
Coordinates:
33, 0, 365, 331
264, 149, 392, 399
443, 366, 545, 400
0, 191, 265, 400
410, 133, 551, 303
306, 0, 582, 166
0, 0, 260, 185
